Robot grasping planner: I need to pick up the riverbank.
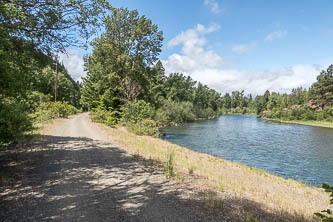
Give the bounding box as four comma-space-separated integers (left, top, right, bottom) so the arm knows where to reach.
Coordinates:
266, 118, 333, 129
98, 123, 330, 221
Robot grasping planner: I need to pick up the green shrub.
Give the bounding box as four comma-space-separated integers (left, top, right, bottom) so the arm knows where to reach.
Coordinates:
90, 108, 120, 127
121, 100, 155, 123
197, 107, 217, 119
127, 119, 159, 137
323, 107, 333, 121
32, 102, 79, 123
231, 107, 243, 114
301, 110, 316, 121
156, 100, 196, 125
219, 107, 229, 115
27, 91, 52, 111
315, 184, 333, 222
0, 97, 33, 148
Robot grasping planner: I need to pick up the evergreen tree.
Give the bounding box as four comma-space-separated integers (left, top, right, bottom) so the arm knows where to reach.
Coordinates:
310, 65, 333, 109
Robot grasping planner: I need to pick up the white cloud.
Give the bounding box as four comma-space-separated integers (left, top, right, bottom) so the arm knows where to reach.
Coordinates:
59, 49, 86, 81
232, 42, 256, 54
199, 65, 322, 95
204, 0, 222, 14
265, 30, 287, 41
163, 25, 323, 95
164, 24, 223, 73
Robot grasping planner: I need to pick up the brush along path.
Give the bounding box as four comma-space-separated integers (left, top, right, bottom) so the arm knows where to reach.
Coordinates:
0, 113, 229, 222
98, 124, 331, 222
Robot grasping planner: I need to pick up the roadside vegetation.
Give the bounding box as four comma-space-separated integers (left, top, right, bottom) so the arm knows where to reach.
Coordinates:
0, 0, 110, 148
98, 123, 330, 221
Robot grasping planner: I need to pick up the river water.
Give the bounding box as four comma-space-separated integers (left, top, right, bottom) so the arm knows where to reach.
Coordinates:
161, 115, 333, 187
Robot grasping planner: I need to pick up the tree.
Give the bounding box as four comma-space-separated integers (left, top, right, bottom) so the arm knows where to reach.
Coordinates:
0, 0, 111, 53
162, 73, 196, 102
263, 90, 270, 106
223, 93, 232, 109
310, 65, 333, 109
82, 7, 163, 108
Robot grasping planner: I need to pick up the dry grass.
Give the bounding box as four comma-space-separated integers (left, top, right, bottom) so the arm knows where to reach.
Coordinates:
99, 125, 329, 221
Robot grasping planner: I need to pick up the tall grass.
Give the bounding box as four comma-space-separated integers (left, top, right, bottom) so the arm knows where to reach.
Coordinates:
98, 125, 330, 221
164, 149, 175, 178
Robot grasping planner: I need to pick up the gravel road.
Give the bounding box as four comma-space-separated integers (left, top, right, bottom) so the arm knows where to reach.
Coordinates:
0, 113, 225, 222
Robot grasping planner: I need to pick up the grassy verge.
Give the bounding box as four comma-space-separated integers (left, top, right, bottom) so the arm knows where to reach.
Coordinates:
98, 124, 329, 221
267, 118, 333, 129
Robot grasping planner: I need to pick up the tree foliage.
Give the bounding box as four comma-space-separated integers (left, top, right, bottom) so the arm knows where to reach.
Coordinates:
0, 0, 104, 147
82, 7, 163, 109
310, 65, 333, 109
0, 0, 111, 53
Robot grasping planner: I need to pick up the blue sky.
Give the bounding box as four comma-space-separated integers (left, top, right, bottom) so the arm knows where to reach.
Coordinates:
61, 0, 333, 95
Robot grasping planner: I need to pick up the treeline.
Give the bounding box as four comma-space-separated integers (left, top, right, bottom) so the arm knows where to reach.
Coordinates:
219, 91, 255, 114
81, 8, 225, 135
254, 65, 333, 121
206, 65, 333, 122
0, 0, 111, 147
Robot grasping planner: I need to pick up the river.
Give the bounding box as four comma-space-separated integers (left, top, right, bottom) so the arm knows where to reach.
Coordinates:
161, 115, 333, 187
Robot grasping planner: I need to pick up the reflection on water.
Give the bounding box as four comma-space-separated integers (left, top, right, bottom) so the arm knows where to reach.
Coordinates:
161, 115, 333, 187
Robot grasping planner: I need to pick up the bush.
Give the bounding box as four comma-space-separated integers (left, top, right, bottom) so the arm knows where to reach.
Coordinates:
301, 110, 316, 121
197, 107, 217, 119
323, 107, 333, 121
32, 102, 80, 123
315, 184, 333, 221
0, 97, 33, 148
27, 91, 52, 111
127, 119, 159, 137
90, 108, 120, 127
231, 107, 243, 114
121, 100, 155, 124
156, 100, 196, 125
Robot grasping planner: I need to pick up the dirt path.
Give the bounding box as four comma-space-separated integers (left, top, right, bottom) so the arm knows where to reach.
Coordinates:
0, 114, 225, 222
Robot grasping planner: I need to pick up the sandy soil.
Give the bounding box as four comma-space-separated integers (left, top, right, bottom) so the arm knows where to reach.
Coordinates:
0, 113, 227, 222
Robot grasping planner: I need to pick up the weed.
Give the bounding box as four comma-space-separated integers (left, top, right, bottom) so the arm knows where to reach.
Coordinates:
202, 190, 224, 212
218, 182, 224, 192
247, 216, 258, 222
175, 173, 184, 184
188, 166, 195, 175
164, 149, 174, 178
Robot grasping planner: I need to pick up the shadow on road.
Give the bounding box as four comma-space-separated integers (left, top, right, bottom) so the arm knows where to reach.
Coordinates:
0, 135, 315, 222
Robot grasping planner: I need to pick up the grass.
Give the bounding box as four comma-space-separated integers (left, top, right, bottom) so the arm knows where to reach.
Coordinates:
188, 166, 195, 175
164, 149, 175, 178
98, 124, 330, 221
268, 118, 333, 128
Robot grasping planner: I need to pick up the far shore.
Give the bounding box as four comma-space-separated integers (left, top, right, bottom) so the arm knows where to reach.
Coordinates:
221, 114, 333, 129
266, 118, 333, 129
